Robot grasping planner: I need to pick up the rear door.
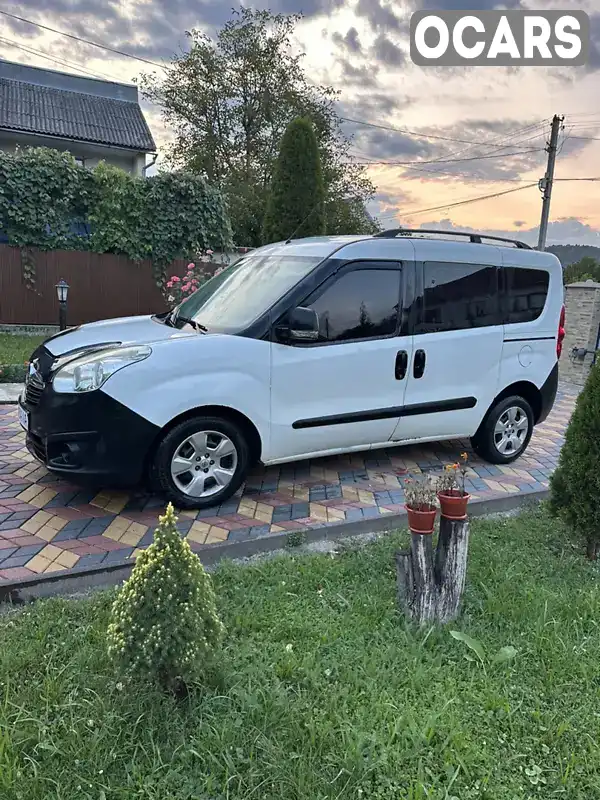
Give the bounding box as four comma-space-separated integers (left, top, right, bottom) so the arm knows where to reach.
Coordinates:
268, 259, 414, 462
391, 241, 503, 443
498, 249, 559, 393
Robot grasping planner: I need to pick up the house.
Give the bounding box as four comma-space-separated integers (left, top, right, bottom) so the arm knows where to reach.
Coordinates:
0, 59, 156, 175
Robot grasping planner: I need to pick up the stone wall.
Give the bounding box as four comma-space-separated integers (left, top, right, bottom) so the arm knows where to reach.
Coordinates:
559, 281, 600, 386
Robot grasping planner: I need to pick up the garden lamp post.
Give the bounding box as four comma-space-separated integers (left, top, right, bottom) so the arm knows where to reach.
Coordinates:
56, 279, 69, 331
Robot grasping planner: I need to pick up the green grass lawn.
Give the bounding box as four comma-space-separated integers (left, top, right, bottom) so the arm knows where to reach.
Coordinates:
1, 508, 600, 800
0, 334, 46, 365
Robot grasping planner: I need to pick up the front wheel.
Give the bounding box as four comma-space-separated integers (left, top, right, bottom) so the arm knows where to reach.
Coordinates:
471, 395, 534, 464
154, 416, 250, 509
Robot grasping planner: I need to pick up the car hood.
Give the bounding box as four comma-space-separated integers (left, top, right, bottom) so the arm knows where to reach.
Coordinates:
43, 314, 196, 357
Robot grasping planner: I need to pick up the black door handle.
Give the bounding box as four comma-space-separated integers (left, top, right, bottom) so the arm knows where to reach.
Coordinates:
395, 350, 408, 380
413, 349, 426, 379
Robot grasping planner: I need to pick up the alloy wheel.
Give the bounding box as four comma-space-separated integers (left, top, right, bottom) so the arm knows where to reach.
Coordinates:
170, 430, 238, 498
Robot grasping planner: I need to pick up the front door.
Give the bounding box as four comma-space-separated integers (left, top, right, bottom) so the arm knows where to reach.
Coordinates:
269, 260, 413, 462
391, 244, 503, 444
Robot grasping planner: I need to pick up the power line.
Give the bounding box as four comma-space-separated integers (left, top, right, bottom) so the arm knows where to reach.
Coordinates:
352, 148, 543, 167
440, 120, 549, 161
349, 154, 532, 181
376, 176, 600, 222
378, 183, 539, 221
340, 115, 538, 149
568, 134, 600, 142
0, 8, 167, 70
0, 35, 120, 82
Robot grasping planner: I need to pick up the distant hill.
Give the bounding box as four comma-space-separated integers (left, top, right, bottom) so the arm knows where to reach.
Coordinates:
546, 244, 600, 267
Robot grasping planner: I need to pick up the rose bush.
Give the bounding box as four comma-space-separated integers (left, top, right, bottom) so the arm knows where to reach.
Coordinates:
165, 249, 226, 305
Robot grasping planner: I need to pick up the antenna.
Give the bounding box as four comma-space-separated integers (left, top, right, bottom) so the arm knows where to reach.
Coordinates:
285, 202, 321, 244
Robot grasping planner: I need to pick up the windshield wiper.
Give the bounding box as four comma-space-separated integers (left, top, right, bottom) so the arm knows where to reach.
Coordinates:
179, 316, 208, 333
167, 308, 207, 333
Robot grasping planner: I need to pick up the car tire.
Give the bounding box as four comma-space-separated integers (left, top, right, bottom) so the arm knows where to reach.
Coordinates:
471, 395, 534, 465
154, 415, 250, 509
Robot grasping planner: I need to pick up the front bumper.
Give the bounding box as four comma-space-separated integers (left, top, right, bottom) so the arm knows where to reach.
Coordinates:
21, 376, 160, 487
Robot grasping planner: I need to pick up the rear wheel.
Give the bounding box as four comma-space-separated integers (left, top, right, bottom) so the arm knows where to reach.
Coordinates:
155, 415, 250, 509
471, 395, 534, 464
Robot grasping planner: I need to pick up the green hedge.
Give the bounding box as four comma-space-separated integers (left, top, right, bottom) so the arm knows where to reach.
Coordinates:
0, 364, 28, 384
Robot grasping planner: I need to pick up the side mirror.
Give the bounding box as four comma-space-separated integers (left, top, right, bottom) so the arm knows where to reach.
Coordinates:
285, 306, 319, 341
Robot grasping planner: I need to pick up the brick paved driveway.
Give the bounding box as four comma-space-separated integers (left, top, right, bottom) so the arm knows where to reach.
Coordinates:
0, 386, 578, 583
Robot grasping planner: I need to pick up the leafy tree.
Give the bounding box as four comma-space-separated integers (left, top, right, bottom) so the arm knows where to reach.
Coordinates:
139, 8, 376, 246
107, 503, 225, 693
549, 361, 600, 559
263, 117, 325, 243
563, 256, 600, 285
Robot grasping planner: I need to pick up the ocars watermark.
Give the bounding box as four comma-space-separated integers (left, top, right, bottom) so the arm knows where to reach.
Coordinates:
410, 10, 590, 67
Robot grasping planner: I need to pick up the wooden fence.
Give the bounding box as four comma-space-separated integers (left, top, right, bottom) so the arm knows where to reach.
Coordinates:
0, 245, 220, 326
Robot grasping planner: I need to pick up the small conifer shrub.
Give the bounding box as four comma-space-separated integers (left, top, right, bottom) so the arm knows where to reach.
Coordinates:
107, 503, 224, 692
549, 361, 600, 559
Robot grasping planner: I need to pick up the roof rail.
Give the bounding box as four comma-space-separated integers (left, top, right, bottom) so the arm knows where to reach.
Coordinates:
373, 228, 532, 250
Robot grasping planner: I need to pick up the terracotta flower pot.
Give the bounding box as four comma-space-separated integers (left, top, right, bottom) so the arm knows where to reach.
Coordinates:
437, 490, 471, 520
405, 504, 437, 534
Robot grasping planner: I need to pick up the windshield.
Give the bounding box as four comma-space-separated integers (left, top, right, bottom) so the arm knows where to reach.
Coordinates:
172, 253, 323, 332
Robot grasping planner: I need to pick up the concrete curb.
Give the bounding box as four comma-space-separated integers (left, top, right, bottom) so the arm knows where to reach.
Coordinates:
0, 489, 547, 603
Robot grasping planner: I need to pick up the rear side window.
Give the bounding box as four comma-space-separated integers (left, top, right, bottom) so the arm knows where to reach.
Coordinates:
306, 265, 401, 343
419, 262, 499, 333
502, 267, 550, 324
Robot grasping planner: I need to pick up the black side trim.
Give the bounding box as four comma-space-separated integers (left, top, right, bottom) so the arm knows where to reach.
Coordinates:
401, 397, 477, 417
503, 336, 555, 343
537, 362, 559, 424
292, 396, 477, 430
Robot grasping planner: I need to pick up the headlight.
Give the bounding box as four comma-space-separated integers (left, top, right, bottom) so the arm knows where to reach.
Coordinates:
52, 345, 152, 394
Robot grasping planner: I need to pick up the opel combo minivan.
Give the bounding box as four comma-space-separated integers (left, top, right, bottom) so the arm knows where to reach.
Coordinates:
19, 229, 565, 509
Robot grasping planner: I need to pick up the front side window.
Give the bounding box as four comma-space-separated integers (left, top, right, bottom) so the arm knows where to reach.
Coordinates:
420, 261, 499, 333
173, 253, 322, 332
503, 267, 550, 324
305, 264, 401, 343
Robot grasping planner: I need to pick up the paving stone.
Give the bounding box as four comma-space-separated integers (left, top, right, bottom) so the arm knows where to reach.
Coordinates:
0, 388, 579, 583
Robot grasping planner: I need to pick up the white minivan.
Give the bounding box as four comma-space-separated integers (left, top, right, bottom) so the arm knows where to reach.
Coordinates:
19, 229, 566, 509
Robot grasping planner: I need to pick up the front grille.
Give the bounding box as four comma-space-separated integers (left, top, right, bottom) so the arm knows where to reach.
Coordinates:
25, 372, 44, 406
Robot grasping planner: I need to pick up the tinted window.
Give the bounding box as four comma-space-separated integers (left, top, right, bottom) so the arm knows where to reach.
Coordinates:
307, 266, 401, 342
503, 267, 550, 324
420, 262, 499, 333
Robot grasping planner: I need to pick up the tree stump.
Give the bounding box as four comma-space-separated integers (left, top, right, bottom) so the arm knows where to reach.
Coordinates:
396, 515, 470, 625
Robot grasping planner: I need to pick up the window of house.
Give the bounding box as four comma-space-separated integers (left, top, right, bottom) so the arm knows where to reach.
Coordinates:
306, 264, 401, 343
420, 262, 499, 333
502, 267, 550, 324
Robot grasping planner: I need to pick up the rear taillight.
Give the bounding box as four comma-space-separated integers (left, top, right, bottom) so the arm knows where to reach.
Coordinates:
557, 305, 566, 358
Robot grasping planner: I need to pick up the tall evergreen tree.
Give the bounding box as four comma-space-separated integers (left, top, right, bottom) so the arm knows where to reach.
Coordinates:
262, 117, 325, 244
549, 361, 600, 559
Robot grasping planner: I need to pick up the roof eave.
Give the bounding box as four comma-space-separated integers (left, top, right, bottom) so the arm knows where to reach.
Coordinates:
0, 124, 156, 153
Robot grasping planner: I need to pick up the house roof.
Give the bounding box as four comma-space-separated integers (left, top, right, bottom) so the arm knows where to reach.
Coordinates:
0, 76, 156, 152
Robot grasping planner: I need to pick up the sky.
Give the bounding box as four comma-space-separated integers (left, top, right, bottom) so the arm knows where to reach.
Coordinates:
1, 0, 599, 246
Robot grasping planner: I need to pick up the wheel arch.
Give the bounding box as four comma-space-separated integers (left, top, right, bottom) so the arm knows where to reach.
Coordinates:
479, 381, 542, 434
144, 404, 263, 480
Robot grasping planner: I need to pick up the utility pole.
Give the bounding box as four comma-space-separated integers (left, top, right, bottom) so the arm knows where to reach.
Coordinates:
537, 114, 564, 251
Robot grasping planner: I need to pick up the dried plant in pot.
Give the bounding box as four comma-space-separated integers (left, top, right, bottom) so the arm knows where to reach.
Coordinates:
435, 453, 471, 520
403, 472, 437, 534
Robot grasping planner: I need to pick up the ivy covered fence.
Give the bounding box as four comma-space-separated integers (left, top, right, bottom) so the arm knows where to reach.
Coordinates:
0, 147, 233, 289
